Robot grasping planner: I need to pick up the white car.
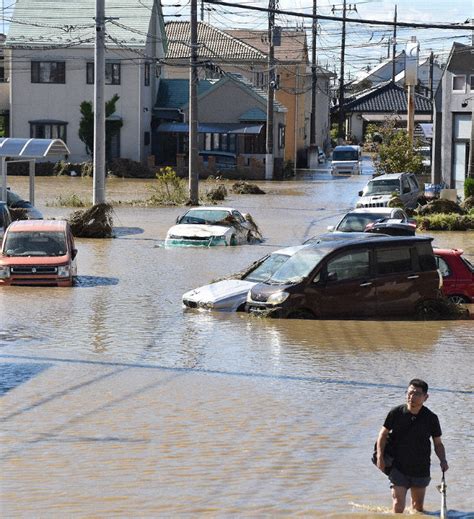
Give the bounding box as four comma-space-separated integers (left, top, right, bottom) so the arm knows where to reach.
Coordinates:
166, 207, 261, 247
327, 207, 410, 233
182, 245, 307, 311
356, 173, 420, 209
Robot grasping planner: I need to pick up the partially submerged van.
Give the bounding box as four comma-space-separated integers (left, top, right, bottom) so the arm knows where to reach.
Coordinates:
331, 145, 361, 175
0, 220, 77, 287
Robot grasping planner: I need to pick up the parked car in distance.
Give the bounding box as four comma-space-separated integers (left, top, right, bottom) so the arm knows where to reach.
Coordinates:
0, 201, 12, 239
166, 207, 261, 247
327, 207, 410, 233
356, 172, 420, 209
434, 248, 474, 304
331, 145, 361, 175
0, 219, 77, 287
245, 235, 441, 319
364, 219, 416, 236
182, 244, 307, 311
199, 150, 237, 170
6, 189, 43, 219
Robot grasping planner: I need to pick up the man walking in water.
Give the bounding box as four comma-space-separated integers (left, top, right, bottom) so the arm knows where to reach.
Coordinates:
376, 379, 449, 513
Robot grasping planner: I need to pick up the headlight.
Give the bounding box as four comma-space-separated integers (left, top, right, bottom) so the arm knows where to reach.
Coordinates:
57, 265, 70, 278
0, 266, 10, 279
267, 291, 289, 305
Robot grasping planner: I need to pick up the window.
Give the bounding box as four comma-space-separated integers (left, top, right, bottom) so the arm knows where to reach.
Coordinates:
416, 242, 437, 271
278, 124, 285, 149
30, 121, 67, 141
452, 75, 466, 92
435, 257, 451, 278
144, 63, 150, 86
86, 62, 121, 85
376, 247, 413, 275
31, 61, 65, 84
470, 75, 474, 90
326, 250, 370, 282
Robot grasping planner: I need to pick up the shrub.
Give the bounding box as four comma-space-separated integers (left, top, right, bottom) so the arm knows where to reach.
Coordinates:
147, 167, 187, 205
107, 158, 154, 179
416, 199, 464, 216
415, 213, 474, 231
464, 177, 474, 198
48, 193, 90, 208
461, 196, 474, 212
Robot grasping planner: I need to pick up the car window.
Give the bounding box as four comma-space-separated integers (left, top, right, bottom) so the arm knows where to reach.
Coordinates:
416, 242, 437, 271
4, 231, 67, 257
401, 178, 411, 194
337, 213, 388, 232
460, 255, 474, 272
435, 257, 451, 277
393, 210, 406, 220
245, 253, 291, 282
232, 210, 245, 223
376, 247, 413, 275
408, 176, 419, 190
326, 250, 370, 282
364, 179, 400, 195
268, 248, 327, 284
181, 209, 230, 224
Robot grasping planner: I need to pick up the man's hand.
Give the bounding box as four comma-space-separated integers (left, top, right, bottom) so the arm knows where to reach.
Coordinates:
440, 459, 449, 472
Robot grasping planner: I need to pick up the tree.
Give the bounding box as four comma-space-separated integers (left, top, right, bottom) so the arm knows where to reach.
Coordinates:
78, 94, 123, 158
373, 116, 424, 176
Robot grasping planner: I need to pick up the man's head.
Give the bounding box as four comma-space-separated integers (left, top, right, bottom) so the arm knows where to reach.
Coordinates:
406, 378, 429, 410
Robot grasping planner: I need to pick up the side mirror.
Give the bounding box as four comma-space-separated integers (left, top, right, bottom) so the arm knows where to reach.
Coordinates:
358, 190, 363, 196
72, 248, 78, 259
327, 225, 335, 232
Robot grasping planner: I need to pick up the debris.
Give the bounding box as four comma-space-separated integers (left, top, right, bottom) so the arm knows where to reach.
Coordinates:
9, 208, 29, 221
206, 184, 228, 201
68, 203, 114, 238
231, 181, 265, 195
416, 199, 464, 216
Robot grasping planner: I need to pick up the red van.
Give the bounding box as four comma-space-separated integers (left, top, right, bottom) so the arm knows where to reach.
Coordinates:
0, 220, 77, 287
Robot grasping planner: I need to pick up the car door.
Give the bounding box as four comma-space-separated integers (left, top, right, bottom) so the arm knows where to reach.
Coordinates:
373, 245, 419, 317
309, 248, 376, 318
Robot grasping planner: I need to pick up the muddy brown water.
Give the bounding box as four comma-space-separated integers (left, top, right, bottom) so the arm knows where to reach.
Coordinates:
1, 173, 473, 517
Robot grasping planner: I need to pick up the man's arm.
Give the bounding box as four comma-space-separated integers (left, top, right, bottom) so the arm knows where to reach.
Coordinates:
376, 426, 390, 472
433, 436, 449, 472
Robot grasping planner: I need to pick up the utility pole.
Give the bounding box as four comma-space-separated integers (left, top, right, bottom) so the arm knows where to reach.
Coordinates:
200, 0, 204, 22
265, 0, 276, 180
405, 36, 418, 146
392, 5, 397, 81
332, 1, 356, 143
93, 0, 106, 205
189, 0, 199, 204
308, 0, 318, 168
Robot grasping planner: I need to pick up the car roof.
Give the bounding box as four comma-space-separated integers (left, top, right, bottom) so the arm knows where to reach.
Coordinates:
304, 232, 389, 244
369, 173, 411, 180
344, 207, 402, 215
186, 206, 236, 212
334, 145, 359, 151
304, 235, 432, 254
7, 219, 68, 232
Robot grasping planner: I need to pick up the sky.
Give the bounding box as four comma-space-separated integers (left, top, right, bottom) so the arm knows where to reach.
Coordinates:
161, 0, 473, 78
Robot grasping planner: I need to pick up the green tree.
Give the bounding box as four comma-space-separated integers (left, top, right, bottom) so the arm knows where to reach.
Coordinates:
373, 116, 424, 176
78, 94, 123, 158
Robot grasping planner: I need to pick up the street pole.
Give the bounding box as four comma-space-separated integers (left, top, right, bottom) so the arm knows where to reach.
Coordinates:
392, 5, 397, 81
310, 0, 317, 148
188, 0, 199, 204
93, 0, 106, 205
265, 0, 276, 180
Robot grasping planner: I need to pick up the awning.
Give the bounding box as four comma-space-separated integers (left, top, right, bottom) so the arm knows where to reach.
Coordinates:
361, 114, 432, 122
156, 122, 264, 134
416, 123, 433, 139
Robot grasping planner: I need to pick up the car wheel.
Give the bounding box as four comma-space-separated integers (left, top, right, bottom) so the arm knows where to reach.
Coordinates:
287, 308, 315, 320
230, 234, 237, 246
448, 294, 470, 305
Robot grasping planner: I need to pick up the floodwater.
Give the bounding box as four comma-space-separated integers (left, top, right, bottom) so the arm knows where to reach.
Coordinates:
1, 168, 473, 518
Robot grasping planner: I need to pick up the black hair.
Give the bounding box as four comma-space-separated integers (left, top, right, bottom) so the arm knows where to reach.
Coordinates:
409, 378, 428, 393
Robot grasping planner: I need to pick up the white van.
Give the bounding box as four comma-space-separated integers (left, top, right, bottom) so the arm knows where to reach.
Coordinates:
331, 145, 361, 175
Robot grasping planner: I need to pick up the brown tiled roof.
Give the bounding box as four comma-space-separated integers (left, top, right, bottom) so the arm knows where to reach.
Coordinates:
226, 29, 308, 63
165, 21, 266, 61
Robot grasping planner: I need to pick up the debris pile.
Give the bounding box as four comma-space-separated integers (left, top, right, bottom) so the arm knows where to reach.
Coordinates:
232, 181, 265, 195
68, 203, 114, 238
416, 199, 464, 215
9, 208, 28, 221
206, 184, 228, 201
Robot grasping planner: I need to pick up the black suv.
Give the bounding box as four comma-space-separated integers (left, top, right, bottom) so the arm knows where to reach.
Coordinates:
245, 235, 441, 319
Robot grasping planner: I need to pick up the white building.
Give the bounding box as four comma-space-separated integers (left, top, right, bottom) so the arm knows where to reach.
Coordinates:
4, 0, 166, 163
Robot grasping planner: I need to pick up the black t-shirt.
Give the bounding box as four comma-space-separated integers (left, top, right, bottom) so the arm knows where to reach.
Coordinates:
383, 404, 442, 477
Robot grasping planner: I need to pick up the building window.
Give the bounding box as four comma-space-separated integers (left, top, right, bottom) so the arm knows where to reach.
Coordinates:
86, 62, 121, 85
470, 75, 474, 90
278, 124, 285, 149
30, 121, 67, 141
31, 61, 65, 84
144, 63, 150, 86
452, 75, 466, 92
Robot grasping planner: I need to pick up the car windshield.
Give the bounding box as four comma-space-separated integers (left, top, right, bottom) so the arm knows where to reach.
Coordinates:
267, 248, 327, 284
336, 213, 389, 232
332, 150, 358, 161
6, 190, 23, 205
3, 231, 67, 256
245, 253, 291, 282
180, 209, 232, 225
363, 179, 400, 195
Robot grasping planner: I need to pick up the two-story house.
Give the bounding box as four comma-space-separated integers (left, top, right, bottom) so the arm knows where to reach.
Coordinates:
432, 42, 474, 194
4, 0, 166, 164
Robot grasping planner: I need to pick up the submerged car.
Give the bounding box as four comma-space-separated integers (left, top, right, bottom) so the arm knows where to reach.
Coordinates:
0, 219, 77, 287
166, 207, 261, 247
182, 244, 306, 311
245, 235, 441, 319
331, 145, 361, 175
356, 172, 420, 209
434, 248, 474, 304
327, 207, 410, 233
0, 201, 12, 239
6, 189, 43, 219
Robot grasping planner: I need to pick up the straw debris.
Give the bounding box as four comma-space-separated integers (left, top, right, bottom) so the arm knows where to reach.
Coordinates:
68, 203, 114, 238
